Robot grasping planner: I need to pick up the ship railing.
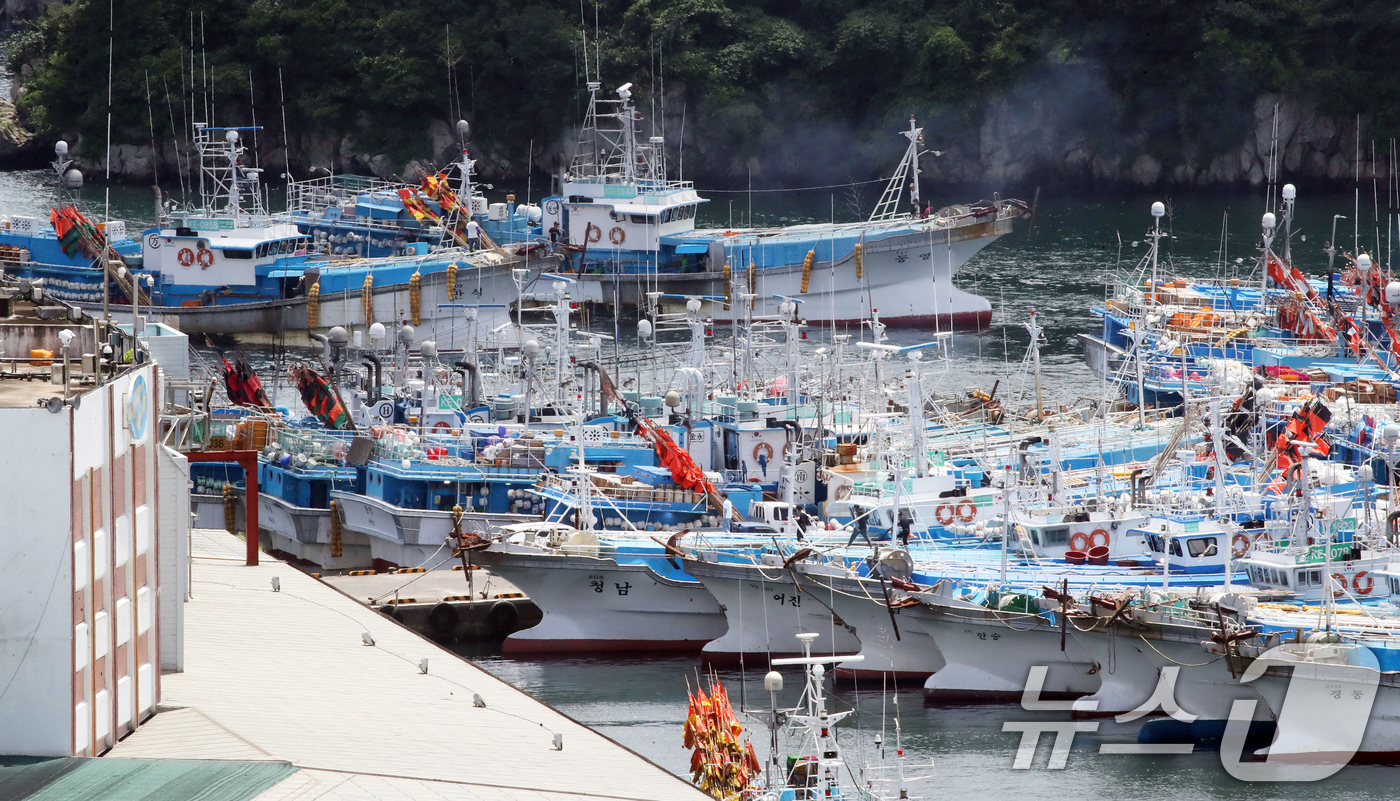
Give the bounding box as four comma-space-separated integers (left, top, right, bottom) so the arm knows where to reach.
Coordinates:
286, 174, 412, 216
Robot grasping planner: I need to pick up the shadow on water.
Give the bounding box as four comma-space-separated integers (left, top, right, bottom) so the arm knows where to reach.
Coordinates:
462, 642, 1400, 799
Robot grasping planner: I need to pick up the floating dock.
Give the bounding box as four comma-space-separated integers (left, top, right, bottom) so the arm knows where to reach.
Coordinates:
106, 528, 707, 801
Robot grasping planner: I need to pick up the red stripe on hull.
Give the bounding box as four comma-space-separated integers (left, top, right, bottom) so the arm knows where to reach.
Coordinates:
828, 309, 994, 330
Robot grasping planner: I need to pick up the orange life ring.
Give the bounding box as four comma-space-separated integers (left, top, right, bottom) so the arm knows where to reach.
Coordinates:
1253, 531, 1272, 545
1331, 573, 1348, 598
934, 505, 955, 525
609, 226, 626, 246
1068, 531, 1091, 552
955, 501, 976, 522
1354, 571, 1374, 595
432, 421, 451, 432
752, 442, 774, 463
177, 248, 195, 267
197, 248, 214, 267
1089, 529, 1110, 549
1231, 533, 1251, 559
585, 223, 602, 243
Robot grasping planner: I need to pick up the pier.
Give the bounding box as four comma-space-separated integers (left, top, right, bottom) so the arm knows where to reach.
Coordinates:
106, 528, 707, 801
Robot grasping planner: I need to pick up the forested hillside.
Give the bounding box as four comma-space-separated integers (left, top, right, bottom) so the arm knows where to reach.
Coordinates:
6, 0, 1400, 189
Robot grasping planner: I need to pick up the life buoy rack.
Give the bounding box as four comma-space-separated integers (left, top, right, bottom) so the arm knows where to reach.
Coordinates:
177, 248, 195, 267
1089, 529, 1110, 549
432, 421, 452, 432
833, 484, 852, 501
955, 501, 977, 522
1354, 571, 1374, 595
1231, 533, 1251, 559
197, 248, 214, 267
609, 226, 626, 246
934, 505, 955, 525
752, 442, 774, 463
586, 223, 603, 243
1069, 531, 1091, 552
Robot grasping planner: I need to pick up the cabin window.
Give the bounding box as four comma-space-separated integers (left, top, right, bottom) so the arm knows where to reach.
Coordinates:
1278, 572, 1289, 587
224, 249, 253, 259
630, 214, 653, 225
1307, 569, 1321, 585
1186, 537, 1216, 558
1042, 527, 1069, 546
1390, 577, 1400, 595
1168, 539, 1182, 557
774, 507, 788, 521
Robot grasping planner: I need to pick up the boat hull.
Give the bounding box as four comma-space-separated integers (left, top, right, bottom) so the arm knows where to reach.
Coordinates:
587, 220, 1011, 329
473, 546, 728, 653
799, 572, 945, 681
907, 601, 1101, 703
1067, 624, 1273, 721
331, 491, 536, 570
257, 493, 372, 571
683, 559, 863, 664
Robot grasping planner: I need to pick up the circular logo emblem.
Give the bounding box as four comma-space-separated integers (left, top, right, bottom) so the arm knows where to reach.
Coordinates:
147, 234, 161, 249
544, 199, 560, 215
128, 374, 149, 441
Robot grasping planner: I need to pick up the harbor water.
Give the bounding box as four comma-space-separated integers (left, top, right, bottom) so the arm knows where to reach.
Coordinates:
467, 650, 1399, 798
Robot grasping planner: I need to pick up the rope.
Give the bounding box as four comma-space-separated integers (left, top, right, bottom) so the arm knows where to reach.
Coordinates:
1136, 633, 1222, 667
698, 178, 887, 195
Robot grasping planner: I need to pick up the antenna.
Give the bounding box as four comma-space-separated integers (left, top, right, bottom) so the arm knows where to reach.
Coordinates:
104, 0, 113, 221
279, 68, 291, 183
201, 11, 210, 125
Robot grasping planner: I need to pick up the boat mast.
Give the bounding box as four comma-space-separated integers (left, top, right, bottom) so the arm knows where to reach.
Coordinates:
868, 117, 923, 223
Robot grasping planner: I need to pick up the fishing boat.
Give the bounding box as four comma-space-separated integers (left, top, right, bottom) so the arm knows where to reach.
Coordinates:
537, 82, 1030, 329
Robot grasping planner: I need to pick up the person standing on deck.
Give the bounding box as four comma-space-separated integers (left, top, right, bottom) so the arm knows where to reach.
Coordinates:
897, 507, 913, 548
847, 509, 872, 548
549, 221, 562, 245
795, 507, 811, 542
721, 494, 734, 532
465, 219, 482, 250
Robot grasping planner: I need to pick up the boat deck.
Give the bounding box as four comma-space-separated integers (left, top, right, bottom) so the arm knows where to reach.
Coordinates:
106, 528, 707, 801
